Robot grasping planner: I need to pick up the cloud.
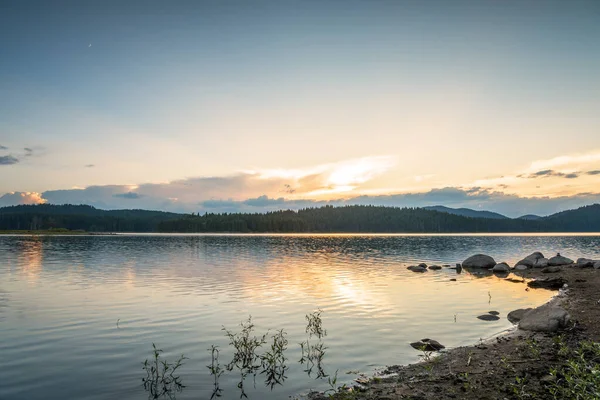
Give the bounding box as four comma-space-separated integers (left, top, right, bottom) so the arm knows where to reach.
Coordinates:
0, 145, 7, 150
113, 192, 143, 199
0, 155, 19, 165
522, 169, 580, 179
587, 170, 600, 176
0, 192, 46, 206
85, 164, 95, 168
23, 148, 33, 156
243, 195, 286, 207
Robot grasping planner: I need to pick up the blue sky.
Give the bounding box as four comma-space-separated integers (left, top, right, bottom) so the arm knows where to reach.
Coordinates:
1, 0, 600, 216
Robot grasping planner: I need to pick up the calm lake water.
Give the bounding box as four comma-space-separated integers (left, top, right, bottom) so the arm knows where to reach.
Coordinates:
1, 234, 599, 400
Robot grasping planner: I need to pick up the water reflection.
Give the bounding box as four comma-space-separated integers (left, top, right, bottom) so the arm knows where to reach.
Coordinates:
0, 234, 599, 400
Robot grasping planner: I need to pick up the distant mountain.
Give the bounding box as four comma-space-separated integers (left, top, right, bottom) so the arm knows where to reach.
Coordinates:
423, 205, 508, 220
1, 203, 600, 233
518, 214, 542, 220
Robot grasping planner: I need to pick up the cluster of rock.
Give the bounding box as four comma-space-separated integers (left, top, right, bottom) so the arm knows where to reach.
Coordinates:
459, 252, 600, 272
406, 263, 443, 272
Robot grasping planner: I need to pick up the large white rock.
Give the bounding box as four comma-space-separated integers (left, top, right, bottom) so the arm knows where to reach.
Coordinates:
519, 303, 570, 332
462, 254, 496, 268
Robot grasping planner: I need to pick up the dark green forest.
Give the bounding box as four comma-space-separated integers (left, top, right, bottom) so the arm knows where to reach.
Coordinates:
1, 203, 600, 233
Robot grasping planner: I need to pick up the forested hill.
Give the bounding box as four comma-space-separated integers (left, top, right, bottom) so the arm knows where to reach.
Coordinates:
2, 203, 599, 233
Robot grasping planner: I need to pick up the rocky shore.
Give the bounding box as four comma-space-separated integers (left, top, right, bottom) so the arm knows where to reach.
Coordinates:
313, 252, 600, 400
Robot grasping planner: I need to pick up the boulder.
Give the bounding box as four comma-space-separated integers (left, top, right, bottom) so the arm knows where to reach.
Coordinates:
519, 303, 570, 332
407, 265, 427, 273
462, 254, 496, 269
514, 265, 529, 271
488, 311, 500, 316
492, 262, 510, 273
418, 263, 428, 268
507, 308, 532, 324
410, 338, 445, 352
527, 277, 567, 290
595, 261, 600, 269
548, 254, 574, 266
515, 252, 545, 268
542, 266, 561, 274
534, 258, 549, 268
577, 258, 596, 268
428, 265, 442, 270
443, 264, 451, 268
477, 314, 500, 321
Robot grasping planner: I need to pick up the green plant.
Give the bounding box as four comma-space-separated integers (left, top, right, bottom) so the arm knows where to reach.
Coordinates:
547, 341, 600, 400
525, 337, 541, 359
142, 343, 187, 400
207, 345, 224, 399
260, 329, 289, 389
510, 375, 531, 399
300, 309, 329, 379
223, 316, 268, 398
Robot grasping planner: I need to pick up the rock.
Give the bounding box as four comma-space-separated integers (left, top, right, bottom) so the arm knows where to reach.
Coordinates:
449, 278, 457, 281
527, 277, 567, 290
418, 263, 428, 268
577, 258, 596, 268
410, 338, 445, 352
548, 255, 574, 266
515, 252, 545, 268
595, 261, 600, 269
519, 303, 570, 332
462, 254, 496, 269
534, 258, 549, 268
514, 265, 529, 271
492, 262, 510, 272
488, 311, 500, 316
477, 314, 500, 321
407, 265, 427, 273
542, 266, 561, 273
507, 308, 532, 324
443, 264, 451, 268
428, 265, 442, 270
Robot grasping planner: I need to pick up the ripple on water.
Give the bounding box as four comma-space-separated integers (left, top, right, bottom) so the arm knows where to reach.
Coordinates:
1, 234, 599, 400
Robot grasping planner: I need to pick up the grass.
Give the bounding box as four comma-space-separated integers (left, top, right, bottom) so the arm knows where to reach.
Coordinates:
142, 343, 187, 400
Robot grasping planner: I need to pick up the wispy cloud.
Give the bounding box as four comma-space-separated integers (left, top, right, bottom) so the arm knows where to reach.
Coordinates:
587, 170, 600, 176
522, 169, 580, 179
85, 164, 95, 168
113, 192, 143, 199
0, 145, 7, 150
0, 155, 19, 165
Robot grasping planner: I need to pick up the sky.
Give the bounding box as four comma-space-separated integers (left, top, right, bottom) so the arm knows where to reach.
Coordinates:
1, 0, 600, 217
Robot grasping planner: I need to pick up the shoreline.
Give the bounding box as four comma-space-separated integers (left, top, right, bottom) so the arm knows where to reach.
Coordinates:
312, 262, 600, 400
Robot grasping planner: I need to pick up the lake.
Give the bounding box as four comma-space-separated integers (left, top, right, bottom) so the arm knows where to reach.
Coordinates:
1, 234, 599, 400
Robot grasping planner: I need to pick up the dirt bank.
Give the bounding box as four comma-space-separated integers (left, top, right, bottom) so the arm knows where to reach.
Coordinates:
313, 265, 600, 400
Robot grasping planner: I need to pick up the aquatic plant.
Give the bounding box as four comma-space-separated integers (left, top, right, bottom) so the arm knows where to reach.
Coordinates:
142, 343, 187, 400
207, 345, 224, 399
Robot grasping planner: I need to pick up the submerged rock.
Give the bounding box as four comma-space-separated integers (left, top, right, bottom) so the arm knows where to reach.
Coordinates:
477, 314, 500, 321
410, 338, 445, 352
548, 254, 574, 266
507, 308, 532, 324
462, 254, 496, 269
492, 262, 510, 273
428, 265, 442, 270
407, 265, 427, 273
418, 263, 428, 268
519, 303, 570, 332
527, 277, 567, 290
488, 311, 500, 316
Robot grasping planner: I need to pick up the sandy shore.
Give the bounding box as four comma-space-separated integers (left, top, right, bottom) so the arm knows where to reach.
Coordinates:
312, 264, 600, 400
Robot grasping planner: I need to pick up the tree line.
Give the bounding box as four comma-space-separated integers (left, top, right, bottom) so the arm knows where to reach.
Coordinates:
1, 203, 599, 233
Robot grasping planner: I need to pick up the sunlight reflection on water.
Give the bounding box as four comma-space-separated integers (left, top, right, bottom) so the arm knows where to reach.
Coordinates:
0, 234, 599, 399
